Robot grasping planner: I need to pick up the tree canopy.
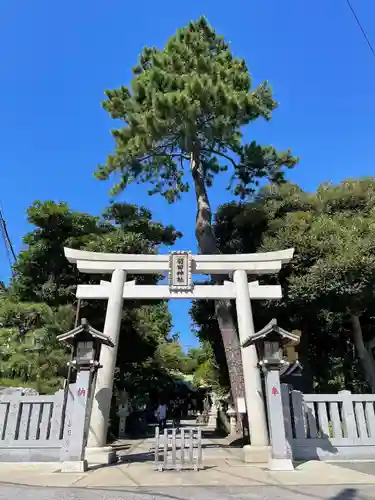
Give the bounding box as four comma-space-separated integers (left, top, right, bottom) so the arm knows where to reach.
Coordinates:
194, 178, 375, 393
12, 200, 180, 306
0, 298, 73, 393
95, 16, 297, 202
5, 200, 190, 408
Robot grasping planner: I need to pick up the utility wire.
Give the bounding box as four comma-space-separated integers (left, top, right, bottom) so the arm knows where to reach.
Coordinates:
0, 220, 12, 269
346, 0, 375, 58
0, 206, 17, 264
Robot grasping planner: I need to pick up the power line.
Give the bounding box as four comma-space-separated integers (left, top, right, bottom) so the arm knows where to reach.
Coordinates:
0, 206, 17, 269
0, 220, 12, 269
346, 0, 375, 59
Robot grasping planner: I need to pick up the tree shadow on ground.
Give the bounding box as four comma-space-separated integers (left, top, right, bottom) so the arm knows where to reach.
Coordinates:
329, 489, 361, 500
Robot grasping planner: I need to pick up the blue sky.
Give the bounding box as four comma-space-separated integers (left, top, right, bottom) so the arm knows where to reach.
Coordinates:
1, 0, 374, 350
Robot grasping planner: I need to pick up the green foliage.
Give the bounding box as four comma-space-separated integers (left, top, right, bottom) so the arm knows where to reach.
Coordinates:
95, 16, 297, 199
12, 200, 180, 306
195, 178, 375, 393
257, 179, 375, 392
190, 297, 230, 391
188, 342, 221, 389
6, 200, 185, 402
257, 179, 375, 317
154, 341, 186, 372
193, 359, 216, 388
0, 297, 72, 393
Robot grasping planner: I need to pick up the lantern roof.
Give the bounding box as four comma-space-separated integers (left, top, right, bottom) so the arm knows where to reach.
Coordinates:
280, 361, 303, 378
57, 318, 114, 347
242, 318, 300, 348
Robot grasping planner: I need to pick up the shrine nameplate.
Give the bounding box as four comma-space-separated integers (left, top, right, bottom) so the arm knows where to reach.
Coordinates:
168, 251, 193, 292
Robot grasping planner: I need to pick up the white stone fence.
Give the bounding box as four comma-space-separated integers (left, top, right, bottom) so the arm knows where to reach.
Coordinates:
0, 385, 77, 462
281, 384, 375, 460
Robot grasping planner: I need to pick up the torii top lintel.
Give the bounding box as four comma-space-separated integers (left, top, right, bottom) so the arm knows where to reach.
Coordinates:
64, 247, 294, 275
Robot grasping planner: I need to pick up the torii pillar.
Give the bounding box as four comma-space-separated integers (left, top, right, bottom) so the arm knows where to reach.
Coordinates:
234, 270, 269, 453
85, 268, 126, 464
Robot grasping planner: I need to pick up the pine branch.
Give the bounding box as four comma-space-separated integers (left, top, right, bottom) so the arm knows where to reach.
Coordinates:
201, 148, 238, 169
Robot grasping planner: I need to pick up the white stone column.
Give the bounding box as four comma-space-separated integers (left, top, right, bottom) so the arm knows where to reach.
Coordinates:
86, 268, 126, 463
233, 269, 269, 447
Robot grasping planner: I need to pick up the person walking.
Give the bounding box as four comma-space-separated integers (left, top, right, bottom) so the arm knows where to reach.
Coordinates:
156, 401, 168, 431
172, 399, 183, 430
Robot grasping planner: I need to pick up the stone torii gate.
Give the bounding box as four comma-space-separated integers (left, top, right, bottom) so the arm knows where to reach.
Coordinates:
64, 247, 294, 464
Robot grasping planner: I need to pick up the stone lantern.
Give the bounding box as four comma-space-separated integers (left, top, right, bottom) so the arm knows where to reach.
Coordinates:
117, 390, 130, 438
57, 318, 114, 472
242, 318, 300, 471
226, 405, 237, 435
58, 318, 113, 371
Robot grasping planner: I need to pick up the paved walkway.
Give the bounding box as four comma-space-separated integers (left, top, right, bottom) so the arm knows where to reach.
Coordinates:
113, 429, 244, 465
2, 459, 375, 489
1, 484, 375, 500
2, 424, 375, 490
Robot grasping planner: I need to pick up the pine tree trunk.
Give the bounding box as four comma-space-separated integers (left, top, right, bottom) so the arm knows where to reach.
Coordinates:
351, 313, 375, 393
190, 143, 246, 432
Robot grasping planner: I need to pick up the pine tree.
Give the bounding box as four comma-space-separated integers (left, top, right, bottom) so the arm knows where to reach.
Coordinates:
96, 16, 297, 422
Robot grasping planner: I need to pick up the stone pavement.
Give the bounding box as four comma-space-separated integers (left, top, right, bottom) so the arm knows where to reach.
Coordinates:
1, 484, 375, 500
114, 430, 245, 464
2, 429, 375, 491
2, 459, 375, 489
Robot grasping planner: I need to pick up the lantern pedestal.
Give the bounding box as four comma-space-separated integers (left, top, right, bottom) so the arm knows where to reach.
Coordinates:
264, 367, 294, 471
61, 370, 91, 472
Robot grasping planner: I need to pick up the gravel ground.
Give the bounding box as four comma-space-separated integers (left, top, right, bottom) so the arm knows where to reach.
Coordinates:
0, 484, 375, 500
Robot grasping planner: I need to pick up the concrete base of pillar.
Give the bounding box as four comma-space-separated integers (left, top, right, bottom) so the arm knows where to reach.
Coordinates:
267, 457, 294, 471
84, 446, 117, 465
61, 460, 88, 472
243, 445, 271, 463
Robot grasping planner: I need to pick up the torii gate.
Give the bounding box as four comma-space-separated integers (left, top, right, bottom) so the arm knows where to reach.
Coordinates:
64, 247, 294, 464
